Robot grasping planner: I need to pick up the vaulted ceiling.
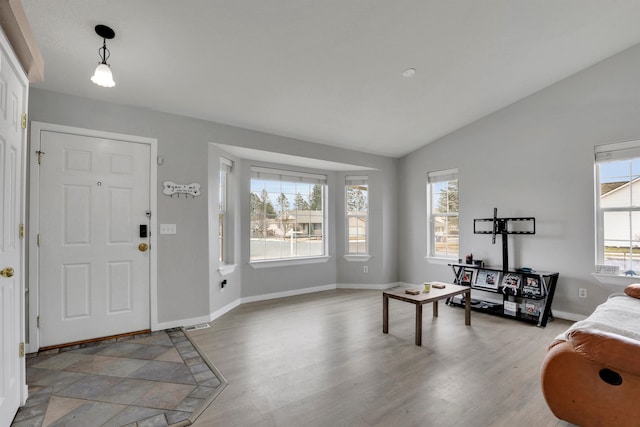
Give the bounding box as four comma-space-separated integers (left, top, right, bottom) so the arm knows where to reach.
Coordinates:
21, 1, 640, 157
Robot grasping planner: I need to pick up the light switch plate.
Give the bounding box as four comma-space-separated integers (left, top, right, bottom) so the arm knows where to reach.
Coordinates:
160, 224, 176, 234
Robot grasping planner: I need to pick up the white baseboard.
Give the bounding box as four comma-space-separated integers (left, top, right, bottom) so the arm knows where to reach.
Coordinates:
154, 314, 212, 331
241, 284, 337, 303
156, 299, 243, 331
551, 310, 586, 322
159, 282, 409, 329
395, 282, 413, 288
337, 282, 399, 290
209, 299, 242, 322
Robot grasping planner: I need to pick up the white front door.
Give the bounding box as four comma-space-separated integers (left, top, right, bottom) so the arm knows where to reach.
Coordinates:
0, 29, 27, 426
37, 130, 152, 348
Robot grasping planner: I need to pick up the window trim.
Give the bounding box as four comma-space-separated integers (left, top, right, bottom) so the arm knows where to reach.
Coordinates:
250, 256, 331, 269
426, 168, 459, 260
345, 175, 369, 256
344, 254, 371, 262
249, 165, 328, 264
594, 140, 640, 272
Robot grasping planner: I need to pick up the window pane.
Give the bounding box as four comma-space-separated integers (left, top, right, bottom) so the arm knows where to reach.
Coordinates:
348, 215, 367, 254
596, 145, 640, 271
427, 171, 459, 259
632, 158, 640, 176
604, 211, 629, 243
346, 181, 368, 255
602, 207, 640, 271
251, 170, 325, 261
218, 213, 224, 263
432, 215, 459, 257
432, 181, 458, 215
218, 163, 228, 264
346, 185, 368, 213
599, 160, 640, 208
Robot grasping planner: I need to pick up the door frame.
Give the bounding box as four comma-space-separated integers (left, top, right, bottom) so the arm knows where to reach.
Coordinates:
28, 122, 158, 352
0, 23, 29, 412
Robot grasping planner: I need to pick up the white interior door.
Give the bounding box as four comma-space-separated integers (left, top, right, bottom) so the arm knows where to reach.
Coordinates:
0, 29, 27, 427
37, 131, 151, 348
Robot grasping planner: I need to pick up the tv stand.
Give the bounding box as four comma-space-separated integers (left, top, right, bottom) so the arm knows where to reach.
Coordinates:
448, 263, 558, 327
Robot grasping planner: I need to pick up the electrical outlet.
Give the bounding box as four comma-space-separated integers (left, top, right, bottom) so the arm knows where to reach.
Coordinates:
363, 266, 368, 273
579, 288, 587, 298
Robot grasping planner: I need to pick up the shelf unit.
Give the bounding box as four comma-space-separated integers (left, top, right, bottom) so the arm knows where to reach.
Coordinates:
447, 263, 559, 327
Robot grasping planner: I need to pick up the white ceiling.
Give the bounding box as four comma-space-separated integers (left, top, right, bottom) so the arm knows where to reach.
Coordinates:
21, 1, 640, 158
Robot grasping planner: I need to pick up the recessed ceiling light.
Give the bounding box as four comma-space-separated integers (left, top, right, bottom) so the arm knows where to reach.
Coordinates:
402, 68, 416, 78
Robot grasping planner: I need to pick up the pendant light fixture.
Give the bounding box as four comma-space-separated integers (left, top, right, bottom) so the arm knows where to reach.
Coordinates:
91, 24, 116, 88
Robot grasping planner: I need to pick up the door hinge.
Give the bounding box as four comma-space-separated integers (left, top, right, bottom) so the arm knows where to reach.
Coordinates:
37, 234, 40, 246
19, 224, 24, 239
37, 315, 40, 328
19, 342, 24, 358
21, 113, 26, 129
36, 150, 45, 164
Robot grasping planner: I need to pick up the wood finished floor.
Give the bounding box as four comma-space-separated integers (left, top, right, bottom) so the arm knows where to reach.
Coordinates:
188, 289, 574, 427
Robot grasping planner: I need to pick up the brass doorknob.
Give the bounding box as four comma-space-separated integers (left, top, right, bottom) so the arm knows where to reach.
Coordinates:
138, 243, 149, 252
0, 267, 14, 278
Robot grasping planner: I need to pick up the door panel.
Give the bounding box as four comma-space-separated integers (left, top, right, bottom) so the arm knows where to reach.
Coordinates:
62, 263, 91, 319
108, 261, 132, 313
38, 131, 151, 347
63, 185, 91, 244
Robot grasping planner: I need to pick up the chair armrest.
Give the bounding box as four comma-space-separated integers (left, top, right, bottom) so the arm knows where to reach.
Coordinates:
567, 329, 640, 376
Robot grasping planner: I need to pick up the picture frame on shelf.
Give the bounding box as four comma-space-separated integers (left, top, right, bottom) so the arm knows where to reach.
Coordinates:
522, 299, 541, 317
475, 270, 500, 290
504, 300, 517, 316
460, 268, 474, 286
522, 274, 545, 298
501, 273, 522, 296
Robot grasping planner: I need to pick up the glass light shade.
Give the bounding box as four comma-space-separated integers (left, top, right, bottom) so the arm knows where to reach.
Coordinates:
91, 63, 115, 87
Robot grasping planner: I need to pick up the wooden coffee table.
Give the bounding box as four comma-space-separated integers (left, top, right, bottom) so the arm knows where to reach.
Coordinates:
383, 283, 471, 346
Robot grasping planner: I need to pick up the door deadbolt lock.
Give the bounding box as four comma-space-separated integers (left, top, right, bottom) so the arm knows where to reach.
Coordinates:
0, 267, 15, 278
138, 243, 149, 252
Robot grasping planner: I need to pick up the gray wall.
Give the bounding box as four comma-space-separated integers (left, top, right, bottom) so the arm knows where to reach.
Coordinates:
335, 168, 399, 285
29, 41, 640, 324
398, 43, 640, 317
29, 88, 398, 324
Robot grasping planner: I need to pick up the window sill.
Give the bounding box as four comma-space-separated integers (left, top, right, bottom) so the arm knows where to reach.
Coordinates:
591, 272, 639, 287
344, 255, 371, 262
250, 256, 331, 269
217, 264, 237, 276
425, 256, 457, 265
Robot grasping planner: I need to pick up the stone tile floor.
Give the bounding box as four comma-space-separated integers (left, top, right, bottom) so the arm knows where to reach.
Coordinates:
11, 328, 226, 427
